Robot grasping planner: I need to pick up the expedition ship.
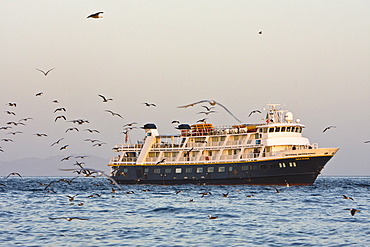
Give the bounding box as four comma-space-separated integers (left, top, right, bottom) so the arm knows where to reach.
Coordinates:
108, 104, 338, 185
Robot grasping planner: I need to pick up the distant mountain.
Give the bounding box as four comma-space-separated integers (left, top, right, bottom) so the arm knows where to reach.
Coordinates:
0, 154, 109, 176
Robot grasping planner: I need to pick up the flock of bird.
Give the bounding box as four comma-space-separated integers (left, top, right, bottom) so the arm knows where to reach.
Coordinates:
0, 12, 361, 221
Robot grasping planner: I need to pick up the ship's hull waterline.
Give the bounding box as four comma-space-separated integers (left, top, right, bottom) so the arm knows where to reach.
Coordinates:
110, 155, 335, 186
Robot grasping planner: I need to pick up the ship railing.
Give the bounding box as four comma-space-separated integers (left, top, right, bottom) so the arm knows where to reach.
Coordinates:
109, 157, 138, 163
185, 143, 206, 148
205, 141, 224, 147
262, 152, 282, 158
219, 155, 240, 160
151, 143, 183, 149
113, 143, 143, 150
225, 140, 244, 146
199, 156, 218, 161
178, 157, 198, 162
240, 153, 261, 159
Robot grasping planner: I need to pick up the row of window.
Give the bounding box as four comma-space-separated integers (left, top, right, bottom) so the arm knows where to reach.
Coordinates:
120, 162, 298, 175
259, 127, 302, 133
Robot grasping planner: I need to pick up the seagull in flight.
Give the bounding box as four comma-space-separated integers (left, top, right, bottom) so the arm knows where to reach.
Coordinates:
323, 126, 336, 132
178, 100, 242, 123
143, 102, 156, 107
197, 111, 217, 115
36, 68, 55, 76
248, 110, 262, 117
345, 208, 361, 216
105, 110, 123, 118
98, 94, 112, 102
51, 138, 64, 146
5, 172, 22, 179
87, 12, 103, 19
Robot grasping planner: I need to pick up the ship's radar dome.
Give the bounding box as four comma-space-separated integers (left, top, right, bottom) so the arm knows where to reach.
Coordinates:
296, 118, 301, 123
285, 112, 294, 123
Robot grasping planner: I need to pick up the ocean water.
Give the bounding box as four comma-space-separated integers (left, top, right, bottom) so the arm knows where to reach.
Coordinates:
0, 176, 369, 247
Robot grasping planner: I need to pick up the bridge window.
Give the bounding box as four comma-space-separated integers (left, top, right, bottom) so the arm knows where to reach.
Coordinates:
281, 127, 286, 132
269, 128, 274, 133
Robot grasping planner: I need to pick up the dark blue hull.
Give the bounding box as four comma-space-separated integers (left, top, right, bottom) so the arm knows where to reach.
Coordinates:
111, 156, 334, 185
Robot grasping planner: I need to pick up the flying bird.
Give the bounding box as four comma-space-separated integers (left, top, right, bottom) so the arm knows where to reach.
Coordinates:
19, 117, 33, 122
273, 187, 280, 193
184, 147, 193, 157
1, 138, 13, 142
35, 92, 43, 97
156, 158, 166, 165
7, 131, 22, 135
98, 94, 112, 102
60, 145, 69, 150
84, 129, 100, 133
323, 126, 336, 132
66, 194, 78, 202
55, 115, 67, 122
123, 122, 137, 127
87, 12, 103, 18
65, 127, 79, 133
5, 111, 16, 115
178, 100, 242, 123
36, 68, 55, 76
248, 110, 262, 117
61, 156, 74, 161
51, 138, 64, 146
34, 133, 47, 137
342, 195, 354, 201
105, 110, 123, 118
7, 103, 17, 107
54, 107, 66, 113
345, 208, 361, 216
143, 102, 156, 107
60, 167, 124, 192
171, 120, 180, 124
75, 155, 88, 159
202, 105, 214, 111
5, 172, 22, 179
259, 30, 263, 34
92, 142, 106, 147
197, 111, 217, 115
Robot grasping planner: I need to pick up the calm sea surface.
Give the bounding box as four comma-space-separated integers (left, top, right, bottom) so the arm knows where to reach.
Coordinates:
0, 176, 369, 247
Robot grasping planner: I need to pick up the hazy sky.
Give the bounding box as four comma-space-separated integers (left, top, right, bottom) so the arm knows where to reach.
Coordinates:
1, 1, 369, 176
